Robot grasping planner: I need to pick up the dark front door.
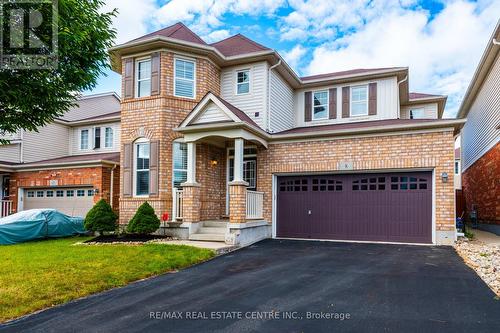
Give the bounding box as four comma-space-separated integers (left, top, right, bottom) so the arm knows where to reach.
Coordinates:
277, 172, 432, 243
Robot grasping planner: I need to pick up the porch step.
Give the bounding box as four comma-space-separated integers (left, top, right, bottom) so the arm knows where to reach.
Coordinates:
197, 227, 226, 234
189, 233, 226, 242
202, 220, 229, 228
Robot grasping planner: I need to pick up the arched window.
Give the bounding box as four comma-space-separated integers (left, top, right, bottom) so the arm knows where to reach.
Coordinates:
134, 138, 150, 196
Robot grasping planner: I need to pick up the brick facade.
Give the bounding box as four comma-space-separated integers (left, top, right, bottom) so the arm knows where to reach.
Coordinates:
228, 182, 248, 223
119, 51, 220, 224
256, 130, 456, 233
462, 143, 500, 224
8, 165, 120, 213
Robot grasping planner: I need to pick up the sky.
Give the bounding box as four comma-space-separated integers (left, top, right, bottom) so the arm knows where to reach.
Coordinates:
89, 0, 500, 118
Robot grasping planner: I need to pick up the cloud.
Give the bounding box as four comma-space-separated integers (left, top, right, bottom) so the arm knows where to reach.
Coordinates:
282, 45, 307, 69
101, 0, 157, 44
304, 0, 500, 117
203, 29, 231, 43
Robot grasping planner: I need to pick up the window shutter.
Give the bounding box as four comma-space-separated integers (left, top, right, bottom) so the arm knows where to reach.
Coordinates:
123, 58, 134, 99
329, 88, 337, 119
304, 91, 312, 122
123, 143, 132, 197
342, 86, 350, 118
149, 140, 159, 196
368, 82, 377, 116
150, 52, 160, 95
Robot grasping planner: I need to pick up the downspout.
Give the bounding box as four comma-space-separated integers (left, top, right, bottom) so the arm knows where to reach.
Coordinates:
267, 60, 282, 132
493, 39, 500, 45
397, 75, 408, 119
110, 164, 117, 209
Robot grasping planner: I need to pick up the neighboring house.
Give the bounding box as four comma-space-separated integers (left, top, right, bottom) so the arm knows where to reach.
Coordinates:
109, 22, 464, 246
457, 22, 500, 233
0, 93, 121, 218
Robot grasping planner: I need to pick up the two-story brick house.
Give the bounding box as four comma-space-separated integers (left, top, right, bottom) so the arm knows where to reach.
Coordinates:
0, 93, 121, 217
109, 22, 464, 246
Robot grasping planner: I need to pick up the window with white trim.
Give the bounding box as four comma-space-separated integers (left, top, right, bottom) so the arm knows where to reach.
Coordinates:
228, 147, 257, 190
455, 161, 460, 174
134, 140, 150, 196
66, 190, 74, 197
27, 191, 34, 197
312, 90, 328, 120
93, 127, 101, 149
80, 129, 89, 150
105, 127, 113, 148
409, 108, 425, 119
174, 58, 195, 98
173, 142, 187, 188
135, 58, 151, 98
351, 85, 368, 116
56, 190, 64, 197
46, 190, 54, 197
77, 190, 85, 197
236, 70, 250, 94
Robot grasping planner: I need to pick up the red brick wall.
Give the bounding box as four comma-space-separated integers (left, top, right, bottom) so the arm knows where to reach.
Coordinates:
8, 165, 119, 214
462, 143, 500, 224
119, 51, 221, 223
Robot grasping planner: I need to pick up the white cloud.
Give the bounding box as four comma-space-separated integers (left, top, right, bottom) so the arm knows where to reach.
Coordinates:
282, 45, 307, 69
101, 0, 157, 44
203, 29, 231, 43
304, 0, 500, 117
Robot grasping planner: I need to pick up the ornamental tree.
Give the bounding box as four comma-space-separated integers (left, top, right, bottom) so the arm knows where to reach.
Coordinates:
127, 202, 161, 235
84, 199, 118, 233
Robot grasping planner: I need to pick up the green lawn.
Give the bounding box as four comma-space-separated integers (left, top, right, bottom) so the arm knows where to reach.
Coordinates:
0, 237, 215, 322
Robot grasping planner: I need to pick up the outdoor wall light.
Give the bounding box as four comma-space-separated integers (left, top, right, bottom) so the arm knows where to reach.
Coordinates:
441, 172, 449, 183
210, 159, 218, 167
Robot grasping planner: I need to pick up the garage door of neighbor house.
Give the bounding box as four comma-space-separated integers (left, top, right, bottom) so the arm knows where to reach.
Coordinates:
276, 172, 432, 244
23, 187, 95, 217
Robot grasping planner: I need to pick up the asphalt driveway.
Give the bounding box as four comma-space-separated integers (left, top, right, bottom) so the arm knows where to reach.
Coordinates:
2, 239, 499, 332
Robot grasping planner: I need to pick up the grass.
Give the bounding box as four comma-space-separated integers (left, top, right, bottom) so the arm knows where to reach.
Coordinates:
0, 236, 215, 323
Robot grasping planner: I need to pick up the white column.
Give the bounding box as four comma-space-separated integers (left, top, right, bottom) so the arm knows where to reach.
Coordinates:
234, 138, 244, 182
186, 142, 197, 183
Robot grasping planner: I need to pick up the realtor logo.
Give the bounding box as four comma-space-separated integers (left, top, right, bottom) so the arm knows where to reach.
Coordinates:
0, 0, 58, 69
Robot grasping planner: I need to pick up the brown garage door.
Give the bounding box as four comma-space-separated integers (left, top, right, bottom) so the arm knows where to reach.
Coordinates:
277, 172, 432, 244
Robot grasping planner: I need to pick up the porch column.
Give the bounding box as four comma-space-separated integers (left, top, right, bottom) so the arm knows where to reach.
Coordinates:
182, 141, 201, 223
229, 138, 248, 223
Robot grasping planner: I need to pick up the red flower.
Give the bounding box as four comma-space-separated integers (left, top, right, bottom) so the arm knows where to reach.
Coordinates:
161, 212, 169, 222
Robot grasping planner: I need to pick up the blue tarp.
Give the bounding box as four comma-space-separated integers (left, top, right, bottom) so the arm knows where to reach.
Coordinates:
0, 209, 86, 245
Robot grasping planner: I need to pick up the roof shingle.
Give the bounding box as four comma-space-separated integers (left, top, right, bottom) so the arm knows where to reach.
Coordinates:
130, 22, 207, 45
210, 34, 270, 57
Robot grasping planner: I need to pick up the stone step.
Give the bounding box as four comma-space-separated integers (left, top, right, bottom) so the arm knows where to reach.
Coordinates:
202, 221, 229, 228
189, 233, 226, 242
197, 227, 226, 234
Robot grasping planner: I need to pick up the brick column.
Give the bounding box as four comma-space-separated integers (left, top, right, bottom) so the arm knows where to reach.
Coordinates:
229, 180, 248, 223
182, 183, 201, 223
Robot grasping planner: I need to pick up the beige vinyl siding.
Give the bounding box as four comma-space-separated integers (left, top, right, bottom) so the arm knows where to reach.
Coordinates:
22, 123, 69, 163
269, 70, 294, 133
400, 103, 438, 119
294, 76, 399, 127
220, 61, 267, 129
70, 122, 121, 155
461, 53, 500, 171
0, 143, 21, 163
192, 101, 231, 124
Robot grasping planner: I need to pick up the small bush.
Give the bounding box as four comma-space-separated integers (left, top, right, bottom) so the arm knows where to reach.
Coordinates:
84, 199, 118, 233
127, 202, 160, 235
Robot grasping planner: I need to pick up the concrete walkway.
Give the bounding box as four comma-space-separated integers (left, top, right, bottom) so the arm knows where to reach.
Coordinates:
165, 240, 236, 254
472, 229, 500, 245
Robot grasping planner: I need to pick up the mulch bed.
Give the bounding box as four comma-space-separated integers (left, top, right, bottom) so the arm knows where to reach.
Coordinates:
84, 234, 173, 244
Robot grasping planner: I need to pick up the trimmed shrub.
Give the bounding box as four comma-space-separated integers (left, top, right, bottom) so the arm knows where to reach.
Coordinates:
84, 199, 118, 232
127, 202, 160, 235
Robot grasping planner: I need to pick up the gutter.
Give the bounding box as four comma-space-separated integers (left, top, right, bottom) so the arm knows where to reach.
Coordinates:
12, 159, 120, 171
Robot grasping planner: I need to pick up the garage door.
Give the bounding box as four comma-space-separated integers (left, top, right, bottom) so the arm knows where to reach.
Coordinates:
23, 188, 95, 217
276, 172, 432, 243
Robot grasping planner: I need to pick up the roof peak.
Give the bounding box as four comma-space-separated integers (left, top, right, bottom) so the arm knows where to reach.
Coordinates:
129, 22, 207, 45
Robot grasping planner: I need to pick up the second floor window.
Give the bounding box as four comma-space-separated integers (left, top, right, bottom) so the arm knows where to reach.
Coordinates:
174, 58, 195, 98
313, 91, 328, 120
410, 108, 425, 119
135, 141, 150, 196
105, 127, 113, 148
236, 70, 250, 94
80, 129, 89, 150
136, 58, 151, 98
94, 127, 101, 149
351, 85, 368, 116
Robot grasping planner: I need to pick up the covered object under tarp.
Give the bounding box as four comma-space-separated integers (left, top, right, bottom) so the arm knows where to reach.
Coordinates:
0, 209, 86, 245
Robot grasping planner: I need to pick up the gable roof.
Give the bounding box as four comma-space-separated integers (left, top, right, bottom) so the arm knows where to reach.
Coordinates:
129, 22, 207, 45
210, 34, 270, 57
180, 92, 259, 128
57, 92, 121, 122
409, 92, 443, 99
